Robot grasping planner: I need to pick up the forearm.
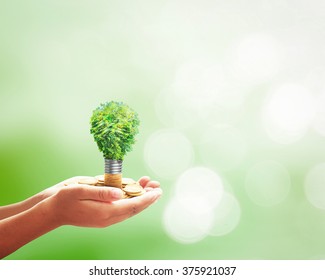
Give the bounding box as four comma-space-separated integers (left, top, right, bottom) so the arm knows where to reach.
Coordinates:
0, 198, 59, 259
0, 193, 45, 220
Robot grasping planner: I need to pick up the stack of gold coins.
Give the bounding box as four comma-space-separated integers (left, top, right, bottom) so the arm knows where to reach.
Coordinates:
122, 181, 146, 199
78, 177, 98, 186
63, 176, 145, 199
95, 175, 105, 186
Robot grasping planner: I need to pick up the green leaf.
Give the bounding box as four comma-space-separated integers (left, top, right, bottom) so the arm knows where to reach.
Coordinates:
90, 101, 140, 160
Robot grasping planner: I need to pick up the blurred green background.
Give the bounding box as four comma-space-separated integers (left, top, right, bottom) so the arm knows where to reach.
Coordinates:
1, 0, 325, 259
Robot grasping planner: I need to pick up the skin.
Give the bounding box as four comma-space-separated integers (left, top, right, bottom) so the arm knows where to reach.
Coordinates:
0, 176, 162, 259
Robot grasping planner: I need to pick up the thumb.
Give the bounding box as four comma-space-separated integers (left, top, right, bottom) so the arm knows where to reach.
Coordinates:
76, 185, 123, 202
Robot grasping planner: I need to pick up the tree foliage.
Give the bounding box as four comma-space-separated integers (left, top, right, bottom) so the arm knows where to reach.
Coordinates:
90, 101, 140, 160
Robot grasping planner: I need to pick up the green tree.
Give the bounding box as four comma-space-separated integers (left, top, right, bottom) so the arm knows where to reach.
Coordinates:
90, 101, 140, 160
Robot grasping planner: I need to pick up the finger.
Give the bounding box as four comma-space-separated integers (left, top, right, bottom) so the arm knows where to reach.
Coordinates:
111, 188, 162, 217
107, 189, 163, 225
144, 180, 160, 189
138, 176, 150, 187
55, 178, 76, 187
74, 185, 123, 202
144, 181, 160, 192
60, 176, 88, 187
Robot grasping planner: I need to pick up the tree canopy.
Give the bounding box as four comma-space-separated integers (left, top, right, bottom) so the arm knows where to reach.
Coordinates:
90, 101, 140, 160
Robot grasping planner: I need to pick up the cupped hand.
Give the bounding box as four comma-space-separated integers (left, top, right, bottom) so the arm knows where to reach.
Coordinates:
40, 176, 160, 199
44, 176, 162, 228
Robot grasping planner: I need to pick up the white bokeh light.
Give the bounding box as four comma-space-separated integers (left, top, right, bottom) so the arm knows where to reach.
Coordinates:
173, 58, 226, 119
305, 163, 325, 210
230, 33, 282, 83
163, 167, 243, 244
175, 167, 224, 214
199, 125, 247, 171
155, 57, 246, 129
262, 83, 316, 144
155, 87, 199, 129
144, 129, 193, 179
245, 161, 291, 207
313, 92, 325, 138
163, 167, 235, 244
173, 58, 248, 121
209, 192, 241, 237
163, 198, 214, 244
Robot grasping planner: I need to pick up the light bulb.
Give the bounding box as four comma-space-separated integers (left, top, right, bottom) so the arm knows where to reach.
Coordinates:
90, 101, 140, 188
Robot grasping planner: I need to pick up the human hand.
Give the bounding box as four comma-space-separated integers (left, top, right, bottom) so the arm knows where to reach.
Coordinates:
0, 176, 161, 258
40, 176, 160, 199
0, 175, 160, 221
44, 176, 162, 228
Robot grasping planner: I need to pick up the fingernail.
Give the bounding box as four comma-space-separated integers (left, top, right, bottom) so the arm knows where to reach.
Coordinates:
112, 188, 122, 199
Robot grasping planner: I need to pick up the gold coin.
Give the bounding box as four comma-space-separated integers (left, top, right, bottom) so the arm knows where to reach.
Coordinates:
122, 190, 131, 199
83, 175, 147, 199
63, 178, 80, 186
95, 175, 105, 183
124, 184, 143, 195
122, 178, 136, 185
129, 189, 146, 197
78, 177, 98, 185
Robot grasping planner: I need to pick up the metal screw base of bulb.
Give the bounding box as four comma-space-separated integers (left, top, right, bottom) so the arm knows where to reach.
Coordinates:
105, 159, 123, 174
104, 159, 123, 188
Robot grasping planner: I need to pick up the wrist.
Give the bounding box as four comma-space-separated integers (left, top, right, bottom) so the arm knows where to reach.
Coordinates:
37, 195, 63, 229
0, 192, 47, 220
0, 196, 62, 258
18, 192, 47, 211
